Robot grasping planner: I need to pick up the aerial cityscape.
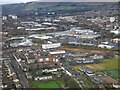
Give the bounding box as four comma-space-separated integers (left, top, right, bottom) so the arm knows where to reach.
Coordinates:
0, 1, 120, 89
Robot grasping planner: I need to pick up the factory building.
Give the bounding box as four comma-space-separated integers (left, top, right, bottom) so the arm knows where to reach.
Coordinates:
42, 43, 61, 49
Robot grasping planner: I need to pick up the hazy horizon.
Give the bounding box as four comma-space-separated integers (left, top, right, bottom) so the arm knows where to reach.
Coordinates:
0, 0, 119, 5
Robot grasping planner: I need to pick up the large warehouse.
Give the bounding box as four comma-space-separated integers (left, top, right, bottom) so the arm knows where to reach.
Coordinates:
42, 43, 61, 49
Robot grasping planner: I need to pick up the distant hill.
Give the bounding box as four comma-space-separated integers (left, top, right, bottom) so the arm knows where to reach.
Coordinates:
2, 2, 117, 15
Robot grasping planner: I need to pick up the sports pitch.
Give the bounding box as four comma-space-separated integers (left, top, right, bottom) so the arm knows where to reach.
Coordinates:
103, 70, 120, 81
35, 81, 59, 88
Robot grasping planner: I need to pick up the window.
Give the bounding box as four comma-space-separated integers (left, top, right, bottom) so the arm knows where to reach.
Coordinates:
39, 59, 43, 62
46, 58, 49, 61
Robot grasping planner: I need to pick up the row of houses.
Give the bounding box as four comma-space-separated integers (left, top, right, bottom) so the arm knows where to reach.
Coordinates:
34, 76, 52, 81
29, 62, 60, 70
37, 56, 59, 63
42, 68, 58, 73
76, 59, 94, 64
61, 67, 72, 76
68, 52, 104, 60
14, 48, 64, 65
4, 62, 21, 88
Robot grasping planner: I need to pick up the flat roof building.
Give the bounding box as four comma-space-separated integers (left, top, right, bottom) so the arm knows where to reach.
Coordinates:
79, 67, 95, 76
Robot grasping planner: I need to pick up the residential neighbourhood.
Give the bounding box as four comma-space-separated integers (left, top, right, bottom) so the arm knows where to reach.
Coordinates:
1, 1, 120, 89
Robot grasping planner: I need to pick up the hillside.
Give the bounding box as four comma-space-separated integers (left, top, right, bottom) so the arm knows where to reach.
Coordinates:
2, 2, 117, 15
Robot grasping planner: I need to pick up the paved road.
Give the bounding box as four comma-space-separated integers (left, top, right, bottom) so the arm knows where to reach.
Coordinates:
62, 62, 98, 88
8, 52, 29, 88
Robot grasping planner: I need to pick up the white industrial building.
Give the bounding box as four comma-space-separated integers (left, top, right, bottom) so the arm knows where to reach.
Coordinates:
18, 41, 34, 46
29, 34, 52, 39
69, 27, 100, 39
79, 67, 95, 76
42, 22, 53, 25
49, 50, 66, 55
101, 41, 109, 45
98, 44, 115, 49
42, 43, 61, 49
26, 28, 45, 31
113, 84, 120, 88
17, 27, 24, 29
35, 24, 42, 27
33, 35, 52, 40
20, 21, 37, 24
7, 37, 25, 41
42, 22, 57, 26
10, 40, 34, 47
110, 30, 120, 35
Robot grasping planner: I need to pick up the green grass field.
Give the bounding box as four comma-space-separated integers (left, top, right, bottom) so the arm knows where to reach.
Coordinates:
73, 57, 119, 72
56, 80, 65, 87
103, 70, 120, 81
35, 81, 59, 88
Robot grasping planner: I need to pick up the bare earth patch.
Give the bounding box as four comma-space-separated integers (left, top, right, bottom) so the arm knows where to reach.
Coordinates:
86, 65, 104, 71
101, 76, 118, 84
85, 65, 95, 69
58, 47, 112, 55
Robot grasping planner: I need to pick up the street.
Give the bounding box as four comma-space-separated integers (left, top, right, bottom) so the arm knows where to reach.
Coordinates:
8, 52, 29, 88
61, 62, 98, 89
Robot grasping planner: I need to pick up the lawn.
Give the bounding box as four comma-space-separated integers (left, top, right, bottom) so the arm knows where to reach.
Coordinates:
103, 70, 120, 81
73, 57, 119, 72
56, 80, 65, 87
35, 81, 59, 88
